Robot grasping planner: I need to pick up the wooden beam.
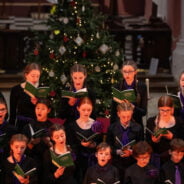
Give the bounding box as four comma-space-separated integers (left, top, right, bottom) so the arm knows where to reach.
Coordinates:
0, 2, 52, 6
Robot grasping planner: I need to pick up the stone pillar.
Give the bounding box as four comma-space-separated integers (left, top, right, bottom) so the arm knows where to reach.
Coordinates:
172, 0, 184, 80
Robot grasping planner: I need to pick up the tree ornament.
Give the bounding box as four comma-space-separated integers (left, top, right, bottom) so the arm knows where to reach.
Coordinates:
96, 32, 100, 39
54, 30, 60, 35
50, 5, 57, 14
49, 90, 56, 97
70, 1, 76, 6
58, 45, 66, 55
49, 52, 55, 59
111, 78, 115, 83
33, 48, 39, 56
96, 99, 101, 104
113, 64, 119, 70
60, 74, 67, 84
95, 66, 101, 72
82, 51, 87, 58
63, 17, 69, 24
74, 35, 84, 46
99, 44, 109, 54
49, 33, 54, 39
82, 5, 85, 12
115, 50, 120, 57
49, 70, 55, 77
76, 16, 81, 25
63, 36, 69, 42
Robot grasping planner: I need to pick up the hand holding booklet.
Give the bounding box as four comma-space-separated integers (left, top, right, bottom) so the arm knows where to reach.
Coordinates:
13, 164, 36, 178
50, 150, 74, 167
62, 88, 88, 98
112, 87, 136, 103
146, 127, 168, 138
24, 81, 50, 98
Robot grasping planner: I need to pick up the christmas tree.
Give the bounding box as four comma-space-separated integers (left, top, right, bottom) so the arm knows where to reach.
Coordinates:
26, 0, 123, 117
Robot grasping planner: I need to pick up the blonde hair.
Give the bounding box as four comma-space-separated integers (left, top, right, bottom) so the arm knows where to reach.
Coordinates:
10, 134, 28, 145
117, 101, 134, 112
23, 63, 41, 79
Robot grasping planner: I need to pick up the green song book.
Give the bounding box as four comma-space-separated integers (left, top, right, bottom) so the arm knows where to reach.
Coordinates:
24, 81, 50, 98
50, 150, 74, 168
76, 131, 99, 142
13, 164, 36, 178
112, 87, 136, 103
115, 137, 136, 151
62, 88, 88, 98
146, 127, 168, 138
28, 124, 46, 138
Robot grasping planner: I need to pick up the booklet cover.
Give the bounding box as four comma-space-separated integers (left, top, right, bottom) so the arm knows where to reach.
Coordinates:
115, 136, 136, 151
76, 131, 99, 142
62, 88, 88, 98
13, 164, 36, 178
28, 124, 46, 138
146, 127, 168, 138
24, 81, 50, 98
112, 87, 136, 103
50, 150, 74, 168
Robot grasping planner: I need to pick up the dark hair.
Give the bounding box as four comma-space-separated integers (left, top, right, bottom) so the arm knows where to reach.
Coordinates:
0, 97, 8, 120
36, 98, 51, 109
170, 138, 184, 152
132, 141, 152, 158
0, 97, 7, 110
158, 95, 174, 108
178, 71, 184, 90
117, 101, 134, 112
122, 60, 137, 71
49, 124, 65, 137
77, 97, 93, 108
70, 63, 87, 76
96, 142, 111, 153
23, 63, 41, 79
10, 134, 28, 145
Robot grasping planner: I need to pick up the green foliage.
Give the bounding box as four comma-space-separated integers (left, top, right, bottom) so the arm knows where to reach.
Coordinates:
26, 0, 123, 117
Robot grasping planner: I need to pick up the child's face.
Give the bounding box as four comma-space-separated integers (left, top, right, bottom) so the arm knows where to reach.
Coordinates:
121, 65, 136, 83
159, 106, 173, 119
96, 147, 111, 167
170, 150, 184, 164
117, 110, 132, 126
11, 141, 27, 158
180, 74, 184, 89
135, 153, 151, 168
25, 69, 40, 85
51, 129, 66, 145
35, 103, 50, 122
77, 103, 92, 120
0, 104, 7, 124
71, 72, 86, 90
